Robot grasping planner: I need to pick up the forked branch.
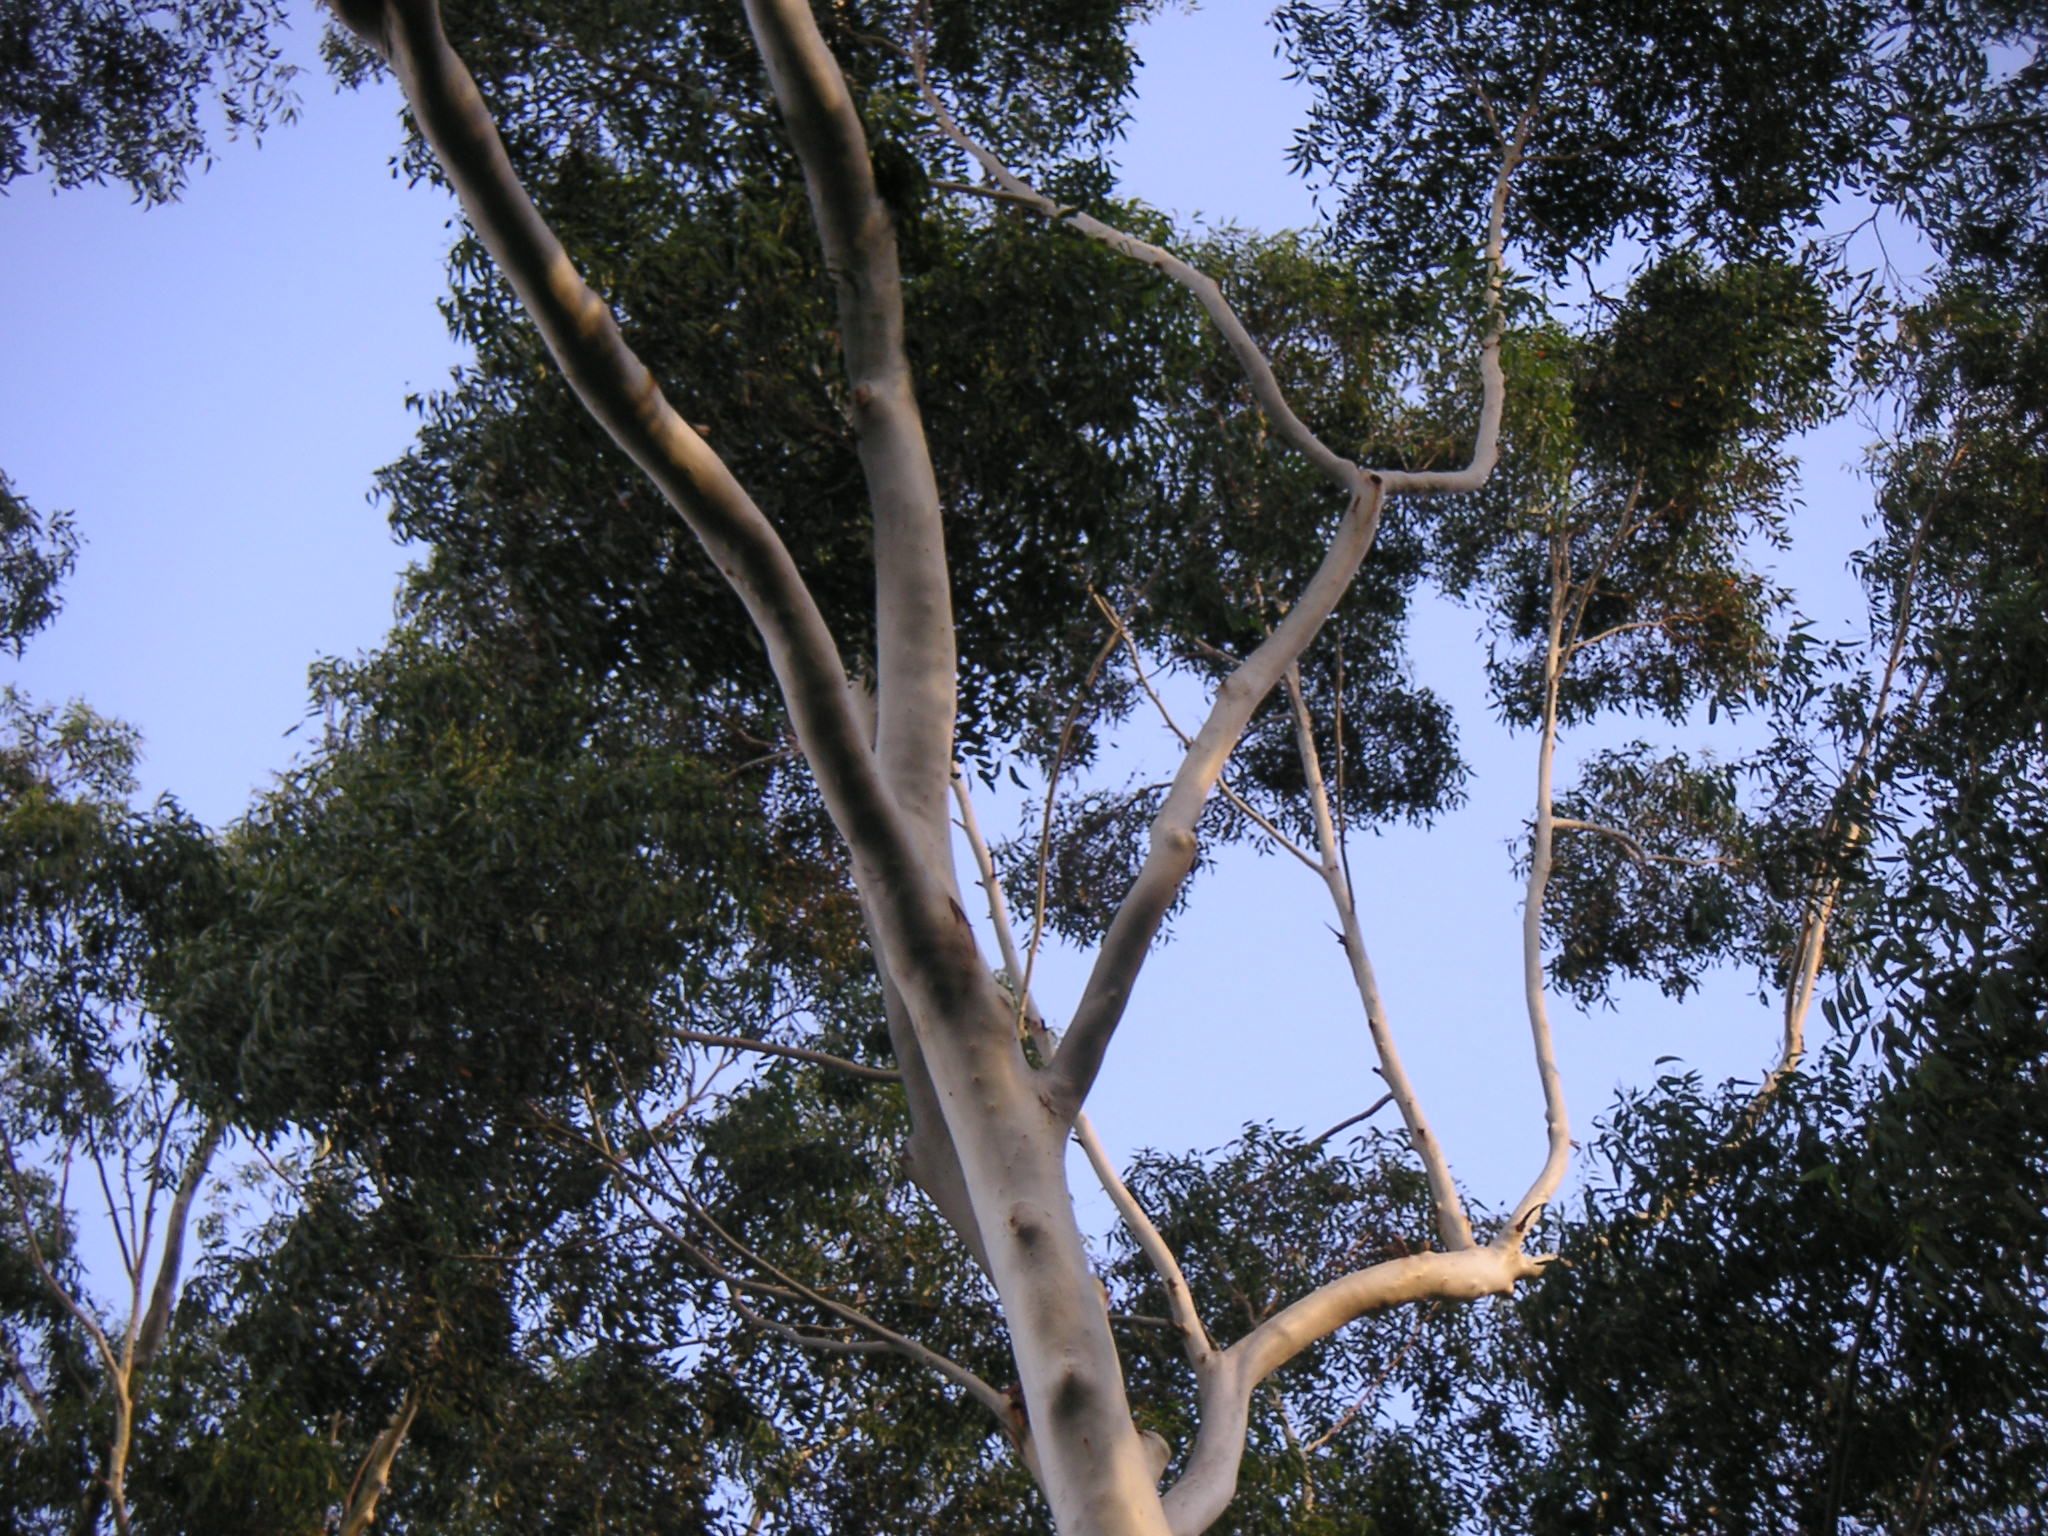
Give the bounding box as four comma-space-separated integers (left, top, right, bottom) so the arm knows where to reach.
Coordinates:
905, 55, 1523, 1118
1160, 1244, 1546, 1536
322, 0, 988, 1032
951, 769, 1217, 1371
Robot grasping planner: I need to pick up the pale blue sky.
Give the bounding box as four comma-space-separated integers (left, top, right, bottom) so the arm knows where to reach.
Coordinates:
1, 1, 1876, 1232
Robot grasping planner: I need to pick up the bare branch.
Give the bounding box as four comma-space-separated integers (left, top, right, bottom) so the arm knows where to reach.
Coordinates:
915, 49, 1524, 497
1558, 469, 1646, 655
952, 769, 1217, 1372
913, 54, 1364, 498
1303, 1095, 1396, 1151
727, 1291, 894, 1357
1073, 1115, 1215, 1370
1551, 818, 1743, 871
1162, 1245, 1547, 1536
1757, 496, 1935, 1112
1301, 1303, 1430, 1454
674, 1028, 901, 1083
1499, 532, 1572, 1244
0, 1117, 120, 1379
132, 1119, 223, 1373
1, 1330, 51, 1435
338, 1391, 421, 1536
1281, 665, 1473, 1251
1568, 609, 1712, 655
914, 51, 1524, 1120
599, 1076, 1017, 1428
1094, 595, 1320, 874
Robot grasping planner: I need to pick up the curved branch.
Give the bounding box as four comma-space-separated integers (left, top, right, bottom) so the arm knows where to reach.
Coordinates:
578, 1096, 1017, 1430
1500, 533, 1572, 1243
1050, 482, 1387, 1117
1551, 818, 1742, 871
913, 60, 1364, 498
1161, 1245, 1546, 1536
1021, 629, 1124, 1036
915, 55, 1522, 501
916, 65, 1522, 1121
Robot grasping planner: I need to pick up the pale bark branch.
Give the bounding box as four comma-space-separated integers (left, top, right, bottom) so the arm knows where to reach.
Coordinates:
1161, 1245, 1546, 1536
1301, 1302, 1429, 1454
912, 46, 1366, 494
1072, 1114, 1216, 1370
1281, 666, 1473, 1252
694, 1187, 1013, 1425
87, 1132, 135, 1288
1558, 469, 1646, 656
1551, 818, 1742, 871
1094, 595, 1320, 874
1567, 609, 1711, 655
913, 63, 1521, 1120
1753, 500, 1933, 1116
915, 54, 1521, 497
132, 1119, 223, 1373
744, 0, 959, 882
1049, 481, 1389, 1118
728, 1292, 894, 1357
328, 0, 1016, 1298
1499, 533, 1572, 1243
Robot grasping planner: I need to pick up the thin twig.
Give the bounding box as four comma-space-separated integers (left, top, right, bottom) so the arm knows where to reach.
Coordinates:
673, 1028, 900, 1082
1303, 1095, 1397, 1151
1021, 626, 1123, 1037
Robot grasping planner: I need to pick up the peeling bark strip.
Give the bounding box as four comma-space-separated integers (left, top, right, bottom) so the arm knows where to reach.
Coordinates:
324, 4, 1561, 1531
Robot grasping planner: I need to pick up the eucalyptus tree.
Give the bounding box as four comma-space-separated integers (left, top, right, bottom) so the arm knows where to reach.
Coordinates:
5, 0, 2046, 1530
0, 503, 231, 1535
268, 0, 2042, 1531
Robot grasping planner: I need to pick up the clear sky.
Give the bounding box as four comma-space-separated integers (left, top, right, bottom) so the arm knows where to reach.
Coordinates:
1, 1, 1877, 1239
